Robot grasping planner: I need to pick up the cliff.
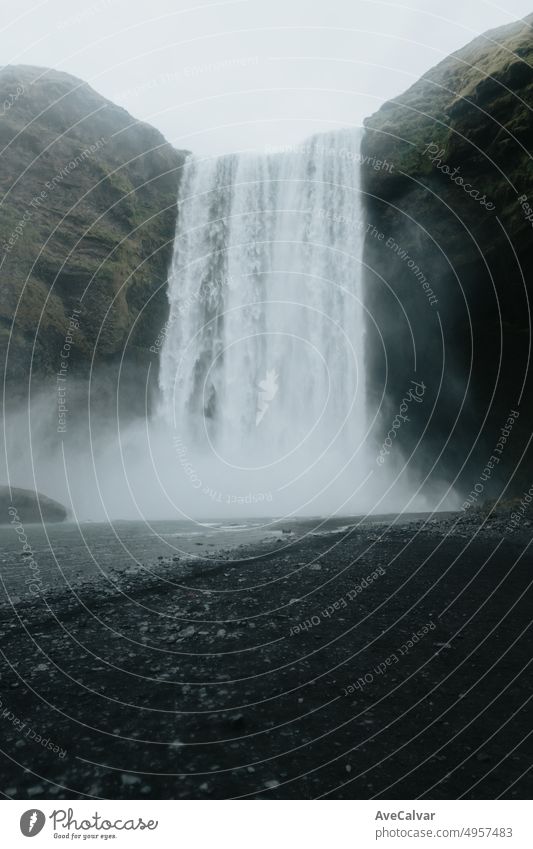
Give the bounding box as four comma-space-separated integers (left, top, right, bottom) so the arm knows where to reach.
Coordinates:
361, 14, 533, 498
0, 486, 67, 523
0, 65, 187, 413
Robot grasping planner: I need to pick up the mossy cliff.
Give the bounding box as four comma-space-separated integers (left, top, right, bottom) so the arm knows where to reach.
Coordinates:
362, 14, 533, 498
0, 65, 188, 414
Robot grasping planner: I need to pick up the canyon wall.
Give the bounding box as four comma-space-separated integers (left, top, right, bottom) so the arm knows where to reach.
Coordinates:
0, 65, 188, 416
362, 14, 533, 500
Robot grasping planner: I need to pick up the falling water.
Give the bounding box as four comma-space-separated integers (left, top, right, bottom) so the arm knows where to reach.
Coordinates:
159, 129, 368, 514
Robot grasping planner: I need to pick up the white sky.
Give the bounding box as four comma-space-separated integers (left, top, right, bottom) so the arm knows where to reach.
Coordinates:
1, 0, 532, 155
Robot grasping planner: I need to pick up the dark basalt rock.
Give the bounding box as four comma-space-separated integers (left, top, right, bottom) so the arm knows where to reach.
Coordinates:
361, 14, 533, 499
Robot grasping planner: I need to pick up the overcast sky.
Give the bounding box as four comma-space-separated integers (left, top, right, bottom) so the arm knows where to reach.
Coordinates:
2, 0, 532, 154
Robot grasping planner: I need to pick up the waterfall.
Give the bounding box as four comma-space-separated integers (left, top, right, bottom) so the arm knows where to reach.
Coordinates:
159, 129, 368, 514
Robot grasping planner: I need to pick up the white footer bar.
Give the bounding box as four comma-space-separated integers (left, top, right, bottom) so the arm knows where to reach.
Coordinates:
3, 799, 531, 848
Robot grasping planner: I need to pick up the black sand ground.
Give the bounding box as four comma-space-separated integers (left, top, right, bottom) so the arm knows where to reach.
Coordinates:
0, 512, 531, 799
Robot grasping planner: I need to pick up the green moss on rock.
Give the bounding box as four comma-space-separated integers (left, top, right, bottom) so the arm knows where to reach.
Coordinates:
0, 65, 188, 406
361, 14, 533, 498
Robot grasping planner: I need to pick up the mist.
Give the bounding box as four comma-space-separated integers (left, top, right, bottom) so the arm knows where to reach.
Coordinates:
1, 376, 462, 523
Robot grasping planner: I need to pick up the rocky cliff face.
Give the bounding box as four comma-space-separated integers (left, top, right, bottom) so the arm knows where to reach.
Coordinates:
0, 65, 187, 415
362, 15, 533, 500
